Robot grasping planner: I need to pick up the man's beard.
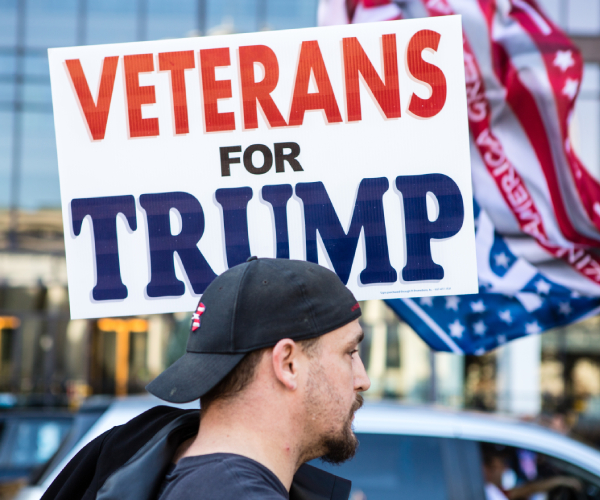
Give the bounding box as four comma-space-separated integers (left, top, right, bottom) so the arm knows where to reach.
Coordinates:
320, 393, 364, 465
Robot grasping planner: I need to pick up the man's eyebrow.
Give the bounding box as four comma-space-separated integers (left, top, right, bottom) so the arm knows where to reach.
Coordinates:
347, 331, 364, 347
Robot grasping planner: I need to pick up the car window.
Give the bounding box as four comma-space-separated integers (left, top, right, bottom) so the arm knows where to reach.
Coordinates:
479, 441, 600, 500
312, 433, 449, 500
33, 408, 108, 485
4, 419, 72, 468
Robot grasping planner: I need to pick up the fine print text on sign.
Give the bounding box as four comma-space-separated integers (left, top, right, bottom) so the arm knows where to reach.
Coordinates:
48, 15, 476, 319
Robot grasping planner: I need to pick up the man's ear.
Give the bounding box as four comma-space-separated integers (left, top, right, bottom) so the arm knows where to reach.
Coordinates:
272, 339, 300, 391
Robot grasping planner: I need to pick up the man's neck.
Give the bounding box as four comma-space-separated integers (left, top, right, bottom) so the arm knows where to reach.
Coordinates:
180, 398, 302, 490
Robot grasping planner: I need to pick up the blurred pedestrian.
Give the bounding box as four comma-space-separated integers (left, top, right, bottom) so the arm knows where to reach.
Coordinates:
481, 443, 582, 500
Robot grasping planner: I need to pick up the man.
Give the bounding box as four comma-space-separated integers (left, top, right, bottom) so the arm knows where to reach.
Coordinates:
42, 258, 370, 500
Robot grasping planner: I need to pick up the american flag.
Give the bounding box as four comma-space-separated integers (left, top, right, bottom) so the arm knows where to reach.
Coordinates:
191, 302, 206, 332
318, 0, 600, 354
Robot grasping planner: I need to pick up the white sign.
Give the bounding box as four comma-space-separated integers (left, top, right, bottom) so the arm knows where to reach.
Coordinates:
49, 16, 476, 320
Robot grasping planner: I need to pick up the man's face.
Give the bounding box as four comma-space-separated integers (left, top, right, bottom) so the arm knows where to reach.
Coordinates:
302, 318, 370, 464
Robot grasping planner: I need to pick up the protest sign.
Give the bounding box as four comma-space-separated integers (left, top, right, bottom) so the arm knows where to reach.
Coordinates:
48, 15, 476, 319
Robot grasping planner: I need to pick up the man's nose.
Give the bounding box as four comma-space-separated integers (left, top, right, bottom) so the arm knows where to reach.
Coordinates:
354, 354, 371, 392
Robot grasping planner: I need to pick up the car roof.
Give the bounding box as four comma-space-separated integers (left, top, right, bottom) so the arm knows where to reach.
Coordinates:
355, 401, 600, 476
41, 396, 600, 489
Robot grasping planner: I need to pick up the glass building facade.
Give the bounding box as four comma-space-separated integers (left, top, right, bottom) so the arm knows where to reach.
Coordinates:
0, 0, 318, 214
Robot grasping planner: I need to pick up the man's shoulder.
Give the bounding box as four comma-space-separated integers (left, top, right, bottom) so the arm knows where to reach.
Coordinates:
114, 405, 197, 435
99, 405, 198, 453
42, 405, 199, 500
160, 453, 288, 500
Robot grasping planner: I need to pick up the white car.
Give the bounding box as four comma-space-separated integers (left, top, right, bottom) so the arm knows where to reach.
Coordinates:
16, 396, 600, 500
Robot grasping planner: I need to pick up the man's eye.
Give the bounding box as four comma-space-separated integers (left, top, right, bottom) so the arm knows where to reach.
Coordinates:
349, 349, 358, 357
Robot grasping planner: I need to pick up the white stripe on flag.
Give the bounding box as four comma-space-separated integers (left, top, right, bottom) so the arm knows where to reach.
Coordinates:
512, 0, 552, 35
401, 298, 464, 353
317, 0, 349, 26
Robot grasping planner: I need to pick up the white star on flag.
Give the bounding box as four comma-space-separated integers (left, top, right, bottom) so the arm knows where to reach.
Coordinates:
419, 297, 433, 307
475, 348, 485, 356
558, 302, 572, 315
534, 279, 551, 295
471, 300, 486, 313
499, 310, 513, 324
571, 291, 581, 299
445, 296, 460, 311
494, 252, 510, 268
525, 321, 542, 335
562, 78, 579, 99
448, 319, 465, 338
497, 335, 507, 345
473, 320, 487, 335
553, 50, 575, 72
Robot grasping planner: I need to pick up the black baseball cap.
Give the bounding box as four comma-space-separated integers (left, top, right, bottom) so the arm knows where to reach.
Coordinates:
146, 258, 361, 403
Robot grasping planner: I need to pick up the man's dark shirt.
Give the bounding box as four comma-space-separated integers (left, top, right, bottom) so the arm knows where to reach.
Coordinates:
40, 406, 350, 500
159, 453, 288, 499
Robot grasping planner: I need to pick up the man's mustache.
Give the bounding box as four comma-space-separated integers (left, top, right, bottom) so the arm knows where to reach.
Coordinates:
351, 394, 364, 415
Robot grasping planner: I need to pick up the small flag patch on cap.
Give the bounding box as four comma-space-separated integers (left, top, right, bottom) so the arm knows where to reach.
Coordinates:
191, 302, 206, 332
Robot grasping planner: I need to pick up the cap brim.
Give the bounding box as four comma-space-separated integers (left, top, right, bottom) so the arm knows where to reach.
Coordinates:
146, 352, 246, 403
